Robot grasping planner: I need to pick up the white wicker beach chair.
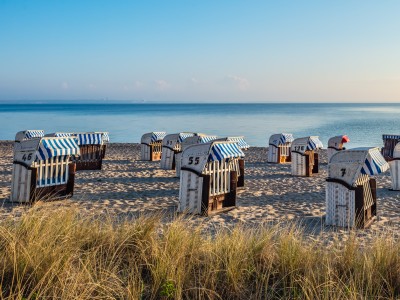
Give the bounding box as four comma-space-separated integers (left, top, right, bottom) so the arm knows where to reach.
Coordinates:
178, 141, 244, 215
327, 135, 350, 162
11, 131, 80, 203
267, 133, 294, 163
160, 132, 196, 170
291, 136, 323, 176
326, 147, 389, 228
140, 132, 166, 161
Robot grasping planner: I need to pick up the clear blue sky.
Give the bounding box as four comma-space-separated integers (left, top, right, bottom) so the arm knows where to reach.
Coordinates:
1, 1, 399, 102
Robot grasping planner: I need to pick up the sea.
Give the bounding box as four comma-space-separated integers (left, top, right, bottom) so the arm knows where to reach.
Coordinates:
0, 102, 399, 148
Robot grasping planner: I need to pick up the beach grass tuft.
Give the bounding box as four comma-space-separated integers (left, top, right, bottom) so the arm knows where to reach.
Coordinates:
0, 206, 399, 299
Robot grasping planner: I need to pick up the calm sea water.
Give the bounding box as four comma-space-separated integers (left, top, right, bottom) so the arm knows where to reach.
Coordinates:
0, 103, 399, 148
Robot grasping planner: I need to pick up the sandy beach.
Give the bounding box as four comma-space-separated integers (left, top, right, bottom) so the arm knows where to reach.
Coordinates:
1, 141, 399, 242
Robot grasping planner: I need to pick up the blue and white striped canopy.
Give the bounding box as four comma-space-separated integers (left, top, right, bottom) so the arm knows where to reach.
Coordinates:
228, 137, 250, 149
208, 143, 245, 161
25, 130, 45, 139
280, 133, 294, 144
36, 138, 80, 161
76, 133, 104, 145
151, 132, 167, 142
179, 133, 195, 142
307, 137, 323, 151
200, 136, 218, 143
360, 149, 389, 175
383, 134, 400, 140
53, 132, 73, 137
100, 132, 110, 142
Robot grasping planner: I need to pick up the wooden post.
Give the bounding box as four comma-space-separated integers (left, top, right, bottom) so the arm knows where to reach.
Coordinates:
29, 167, 38, 202
237, 159, 245, 188
225, 171, 237, 208
354, 185, 365, 228
312, 152, 319, 174
201, 175, 211, 215
66, 163, 76, 196
370, 178, 377, 220
277, 146, 281, 163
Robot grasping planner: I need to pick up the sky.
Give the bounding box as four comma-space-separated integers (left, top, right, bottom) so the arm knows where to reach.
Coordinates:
0, 1, 400, 103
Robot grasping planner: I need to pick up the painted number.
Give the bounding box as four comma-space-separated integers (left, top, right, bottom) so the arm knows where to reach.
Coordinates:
22, 153, 32, 161
341, 168, 346, 177
188, 156, 200, 165
294, 146, 305, 151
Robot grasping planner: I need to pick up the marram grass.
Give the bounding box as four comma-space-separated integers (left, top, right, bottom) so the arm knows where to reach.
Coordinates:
0, 206, 399, 299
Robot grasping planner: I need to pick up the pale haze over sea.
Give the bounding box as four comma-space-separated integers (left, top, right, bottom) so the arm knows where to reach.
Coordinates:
0, 102, 398, 148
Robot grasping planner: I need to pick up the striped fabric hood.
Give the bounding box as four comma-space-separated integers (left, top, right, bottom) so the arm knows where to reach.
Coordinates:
151, 132, 167, 142
291, 136, 323, 154
208, 142, 245, 161
36, 137, 80, 161
53, 132, 73, 137
199, 135, 218, 143
280, 133, 294, 144
76, 133, 104, 145
307, 137, 324, 151
328, 147, 389, 186
269, 133, 294, 146
226, 136, 250, 149
178, 133, 195, 142
25, 130, 45, 139
383, 134, 400, 140
360, 148, 389, 175
99, 132, 110, 143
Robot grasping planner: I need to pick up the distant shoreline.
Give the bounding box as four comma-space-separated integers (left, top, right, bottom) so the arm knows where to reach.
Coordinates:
0, 101, 396, 105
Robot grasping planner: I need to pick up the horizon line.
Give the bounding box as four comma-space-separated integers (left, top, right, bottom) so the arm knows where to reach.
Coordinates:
0, 100, 399, 105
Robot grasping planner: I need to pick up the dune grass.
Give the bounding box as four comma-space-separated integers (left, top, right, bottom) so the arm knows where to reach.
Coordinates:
0, 207, 399, 299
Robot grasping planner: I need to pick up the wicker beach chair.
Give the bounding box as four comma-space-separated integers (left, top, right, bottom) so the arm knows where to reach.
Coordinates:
140, 132, 167, 161
267, 133, 294, 163
11, 131, 79, 203
382, 134, 400, 161
178, 141, 244, 216
326, 147, 389, 228
327, 135, 350, 162
291, 136, 323, 176
160, 132, 196, 170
